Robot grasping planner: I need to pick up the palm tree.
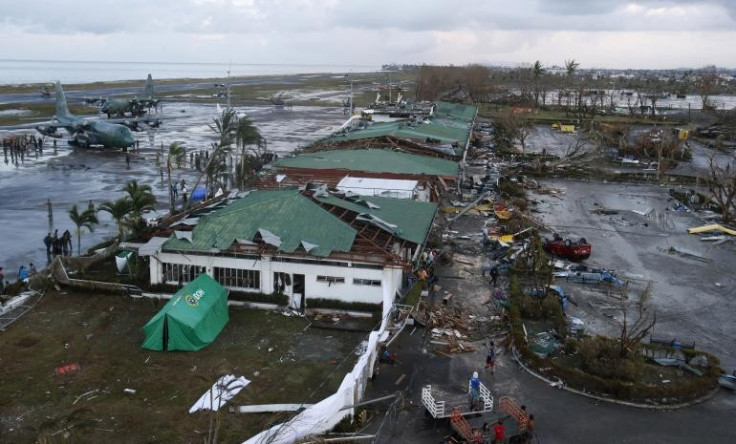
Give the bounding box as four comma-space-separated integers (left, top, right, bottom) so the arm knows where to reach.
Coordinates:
68, 204, 98, 256
532, 60, 545, 107
564, 59, 580, 109
123, 180, 156, 218
98, 198, 133, 238
234, 116, 262, 188
189, 108, 239, 205
166, 141, 186, 213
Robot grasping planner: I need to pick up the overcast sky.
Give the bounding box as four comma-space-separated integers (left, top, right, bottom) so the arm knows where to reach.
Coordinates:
1, 0, 735, 70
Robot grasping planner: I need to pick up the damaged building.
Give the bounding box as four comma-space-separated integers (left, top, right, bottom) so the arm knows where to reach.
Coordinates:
268, 148, 460, 202
305, 101, 478, 162
144, 188, 437, 314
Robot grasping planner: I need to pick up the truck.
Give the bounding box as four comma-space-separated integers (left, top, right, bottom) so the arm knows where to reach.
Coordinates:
448, 396, 529, 443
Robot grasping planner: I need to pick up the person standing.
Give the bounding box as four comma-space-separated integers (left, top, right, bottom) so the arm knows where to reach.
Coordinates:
493, 420, 506, 444
126, 154, 131, 168
29, 262, 37, 276
486, 341, 496, 374
44, 232, 53, 255
469, 371, 481, 410
18, 265, 29, 283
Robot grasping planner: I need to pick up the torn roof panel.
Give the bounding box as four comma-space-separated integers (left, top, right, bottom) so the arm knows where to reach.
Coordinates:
316, 193, 437, 245
162, 189, 356, 257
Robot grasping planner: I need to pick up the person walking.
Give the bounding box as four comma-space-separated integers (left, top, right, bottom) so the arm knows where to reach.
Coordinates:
126, 154, 131, 168
486, 341, 496, 374
490, 266, 499, 287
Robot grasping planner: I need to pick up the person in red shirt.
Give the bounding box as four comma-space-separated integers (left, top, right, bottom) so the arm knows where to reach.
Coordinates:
493, 420, 506, 444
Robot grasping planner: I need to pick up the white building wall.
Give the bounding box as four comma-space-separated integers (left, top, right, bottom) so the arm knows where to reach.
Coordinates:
150, 251, 405, 307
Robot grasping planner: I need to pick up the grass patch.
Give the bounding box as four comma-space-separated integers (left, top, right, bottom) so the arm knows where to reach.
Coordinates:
0, 290, 365, 443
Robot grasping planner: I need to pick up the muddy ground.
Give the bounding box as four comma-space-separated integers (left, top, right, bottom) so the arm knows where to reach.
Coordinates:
0, 290, 366, 443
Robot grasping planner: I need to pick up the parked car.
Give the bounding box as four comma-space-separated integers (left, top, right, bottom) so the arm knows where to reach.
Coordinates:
718, 372, 736, 392
543, 233, 591, 261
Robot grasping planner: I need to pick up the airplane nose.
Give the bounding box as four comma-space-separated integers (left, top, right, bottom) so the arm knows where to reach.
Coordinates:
125, 133, 136, 147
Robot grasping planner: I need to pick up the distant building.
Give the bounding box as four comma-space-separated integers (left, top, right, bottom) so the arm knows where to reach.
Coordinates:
307, 101, 478, 161
145, 189, 437, 315
269, 148, 459, 202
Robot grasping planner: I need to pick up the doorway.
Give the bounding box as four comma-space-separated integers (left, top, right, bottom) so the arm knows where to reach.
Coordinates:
292, 274, 305, 313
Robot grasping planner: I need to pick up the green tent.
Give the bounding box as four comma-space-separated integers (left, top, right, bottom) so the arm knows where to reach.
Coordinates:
142, 274, 229, 351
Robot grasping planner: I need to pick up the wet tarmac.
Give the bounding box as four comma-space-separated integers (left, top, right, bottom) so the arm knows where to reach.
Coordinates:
533, 179, 736, 370
0, 101, 347, 277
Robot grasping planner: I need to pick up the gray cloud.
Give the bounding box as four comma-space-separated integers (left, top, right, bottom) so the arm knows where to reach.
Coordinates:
0, 0, 735, 68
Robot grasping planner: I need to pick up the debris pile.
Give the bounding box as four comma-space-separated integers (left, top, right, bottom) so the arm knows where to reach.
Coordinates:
414, 302, 494, 354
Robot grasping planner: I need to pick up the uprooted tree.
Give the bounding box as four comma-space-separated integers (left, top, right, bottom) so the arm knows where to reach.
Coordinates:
704, 154, 736, 224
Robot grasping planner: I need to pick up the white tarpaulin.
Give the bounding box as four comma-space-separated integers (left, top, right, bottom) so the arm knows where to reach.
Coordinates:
189, 375, 251, 413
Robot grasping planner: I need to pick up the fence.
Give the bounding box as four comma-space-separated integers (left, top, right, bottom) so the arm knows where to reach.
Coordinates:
242, 288, 398, 444
48, 244, 141, 295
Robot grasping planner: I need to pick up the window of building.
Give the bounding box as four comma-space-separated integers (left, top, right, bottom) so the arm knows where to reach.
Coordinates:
353, 278, 382, 287
316, 275, 345, 284
213, 267, 261, 290
163, 263, 206, 284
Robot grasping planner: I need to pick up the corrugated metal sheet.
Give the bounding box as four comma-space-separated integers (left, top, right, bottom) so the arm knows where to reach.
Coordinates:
163, 189, 356, 257
274, 149, 458, 177
317, 194, 437, 245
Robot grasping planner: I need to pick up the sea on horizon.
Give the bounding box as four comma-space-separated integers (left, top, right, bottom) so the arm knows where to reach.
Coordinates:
0, 59, 379, 85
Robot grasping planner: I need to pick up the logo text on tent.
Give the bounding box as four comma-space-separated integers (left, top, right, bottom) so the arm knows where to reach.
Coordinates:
186, 289, 206, 307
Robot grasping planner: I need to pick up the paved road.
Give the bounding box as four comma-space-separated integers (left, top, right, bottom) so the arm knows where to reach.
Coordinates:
367, 325, 736, 444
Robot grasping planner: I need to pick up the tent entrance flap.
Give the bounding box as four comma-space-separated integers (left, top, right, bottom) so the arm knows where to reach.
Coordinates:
142, 274, 229, 351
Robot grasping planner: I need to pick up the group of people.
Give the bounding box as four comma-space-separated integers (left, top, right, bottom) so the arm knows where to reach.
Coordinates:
44, 229, 73, 258
171, 179, 189, 203
2, 134, 53, 166
0, 263, 38, 294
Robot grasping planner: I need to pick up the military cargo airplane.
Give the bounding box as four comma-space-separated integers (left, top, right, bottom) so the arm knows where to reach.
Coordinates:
35, 82, 137, 149
85, 74, 160, 118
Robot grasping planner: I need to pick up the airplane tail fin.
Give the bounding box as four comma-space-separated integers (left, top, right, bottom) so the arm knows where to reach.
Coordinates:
55, 81, 72, 121
144, 74, 154, 99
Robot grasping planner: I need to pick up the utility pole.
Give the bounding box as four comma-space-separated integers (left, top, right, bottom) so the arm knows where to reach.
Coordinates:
226, 67, 231, 110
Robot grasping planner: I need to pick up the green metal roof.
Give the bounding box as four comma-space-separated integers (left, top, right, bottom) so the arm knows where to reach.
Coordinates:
163, 189, 356, 257
434, 101, 478, 122
316, 194, 437, 245
318, 101, 476, 156
274, 149, 459, 177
